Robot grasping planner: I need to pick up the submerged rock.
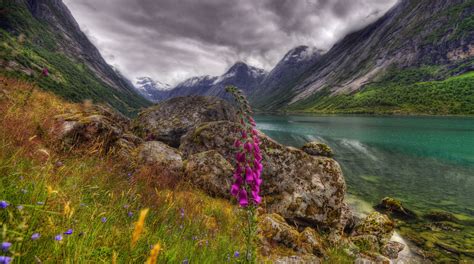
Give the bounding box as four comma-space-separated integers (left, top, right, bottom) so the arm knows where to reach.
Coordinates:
424, 210, 459, 223
133, 96, 238, 147
301, 141, 334, 157
374, 197, 417, 220
180, 120, 347, 230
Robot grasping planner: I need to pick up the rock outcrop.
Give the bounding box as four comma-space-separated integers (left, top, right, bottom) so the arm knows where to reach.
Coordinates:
133, 96, 238, 147
180, 120, 346, 230
52, 105, 142, 158
351, 212, 396, 250
374, 197, 417, 220
259, 214, 325, 262
301, 141, 334, 157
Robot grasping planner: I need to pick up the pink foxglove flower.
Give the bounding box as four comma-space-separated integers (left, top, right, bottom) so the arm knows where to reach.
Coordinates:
226, 86, 263, 207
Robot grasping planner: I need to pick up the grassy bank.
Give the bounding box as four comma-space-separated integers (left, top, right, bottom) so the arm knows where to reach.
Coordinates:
0, 76, 243, 263
289, 68, 474, 115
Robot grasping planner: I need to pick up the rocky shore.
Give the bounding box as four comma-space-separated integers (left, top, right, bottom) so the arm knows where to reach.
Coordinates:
53, 96, 409, 263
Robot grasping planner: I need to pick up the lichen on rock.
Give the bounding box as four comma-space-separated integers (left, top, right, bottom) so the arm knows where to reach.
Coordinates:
301, 141, 334, 157
180, 120, 347, 231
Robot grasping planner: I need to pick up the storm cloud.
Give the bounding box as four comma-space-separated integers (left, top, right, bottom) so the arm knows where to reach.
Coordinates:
63, 0, 398, 85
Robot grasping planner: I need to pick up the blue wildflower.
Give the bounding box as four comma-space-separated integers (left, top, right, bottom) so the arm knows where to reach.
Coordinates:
1, 242, 11, 252
0, 201, 8, 209
101, 217, 107, 223
55, 235, 63, 241
127, 211, 133, 217
31, 233, 40, 240
0, 256, 12, 264
234, 251, 240, 258
64, 229, 73, 235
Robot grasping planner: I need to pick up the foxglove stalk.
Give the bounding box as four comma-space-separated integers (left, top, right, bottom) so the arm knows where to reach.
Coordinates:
226, 85, 263, 263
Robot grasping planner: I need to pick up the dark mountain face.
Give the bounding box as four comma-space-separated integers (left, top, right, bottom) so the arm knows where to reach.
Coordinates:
256, 0, 474, 111
0, 0, 149, 115
250, 46, 323, 110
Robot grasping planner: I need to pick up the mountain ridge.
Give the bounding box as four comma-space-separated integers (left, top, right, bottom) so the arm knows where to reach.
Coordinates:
0, 0, 150, 115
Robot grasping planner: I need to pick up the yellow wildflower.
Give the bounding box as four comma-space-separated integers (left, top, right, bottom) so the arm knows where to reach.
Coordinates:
131, 208, 149, 247
146, 243, 161, 264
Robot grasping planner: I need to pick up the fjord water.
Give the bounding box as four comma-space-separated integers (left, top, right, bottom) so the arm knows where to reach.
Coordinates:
255, 115, 474, 217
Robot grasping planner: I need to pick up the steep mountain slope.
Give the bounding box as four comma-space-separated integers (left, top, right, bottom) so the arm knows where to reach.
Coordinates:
258, 0, 474, 114
0, 0, 150, 115
250, 46, 323, 110
135, 77, 171, 102
153, 62, 267, 102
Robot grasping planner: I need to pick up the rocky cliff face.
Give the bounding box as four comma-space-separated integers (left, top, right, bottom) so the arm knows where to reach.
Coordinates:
250, 46, 323, 110
255, 0, 473, 111
0, 0, 149, 114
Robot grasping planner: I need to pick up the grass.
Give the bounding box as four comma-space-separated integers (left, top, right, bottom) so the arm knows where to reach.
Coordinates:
290, 67, 474, 115
0, 76, 245, 263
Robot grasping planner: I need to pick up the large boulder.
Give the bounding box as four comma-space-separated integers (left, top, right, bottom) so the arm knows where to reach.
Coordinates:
133, 96, 238, 147
184, 150, 234, 197
137, 141, 183, 172
179, 121, 346, 230
52, 105, 142, 158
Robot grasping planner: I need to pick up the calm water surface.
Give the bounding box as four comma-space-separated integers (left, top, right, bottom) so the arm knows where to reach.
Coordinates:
255, 114, 474, 216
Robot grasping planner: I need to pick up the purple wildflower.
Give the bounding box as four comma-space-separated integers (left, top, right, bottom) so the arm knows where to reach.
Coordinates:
0, 256, 12, 264
234, 251, 240, 258
55, 234, 63, 241
182, 259, 189, 264
180, 208, 185, 218
1, 242, 11, 252
101, 217, 107, 223
0, 201, 8, 209
64, 229, 73, 235
127, 211, 133, 217
31, 233, 40, 240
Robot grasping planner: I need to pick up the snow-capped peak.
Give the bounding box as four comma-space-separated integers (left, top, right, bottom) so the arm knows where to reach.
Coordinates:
135, 77, 171, 91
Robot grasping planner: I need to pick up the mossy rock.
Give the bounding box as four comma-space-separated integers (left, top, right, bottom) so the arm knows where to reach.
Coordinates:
301, 141, 334, 157
374, 197, 417, 220
424, 210, 459, 223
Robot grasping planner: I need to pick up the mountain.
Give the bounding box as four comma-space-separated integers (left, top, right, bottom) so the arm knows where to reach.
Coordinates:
257, 0, 474, 114
160, 62, 267, 102
134, 77, 171, 102
250, 46, 323, 110
0, 0, 150, 115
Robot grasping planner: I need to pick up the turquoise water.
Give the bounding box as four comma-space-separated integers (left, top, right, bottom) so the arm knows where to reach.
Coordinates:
255, 115, 474, 216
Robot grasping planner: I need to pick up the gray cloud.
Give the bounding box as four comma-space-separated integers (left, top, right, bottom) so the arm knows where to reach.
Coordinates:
63, 0, 398, 85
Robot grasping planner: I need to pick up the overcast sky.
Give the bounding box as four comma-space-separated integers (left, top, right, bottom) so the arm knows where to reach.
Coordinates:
63, 0, 398, 86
